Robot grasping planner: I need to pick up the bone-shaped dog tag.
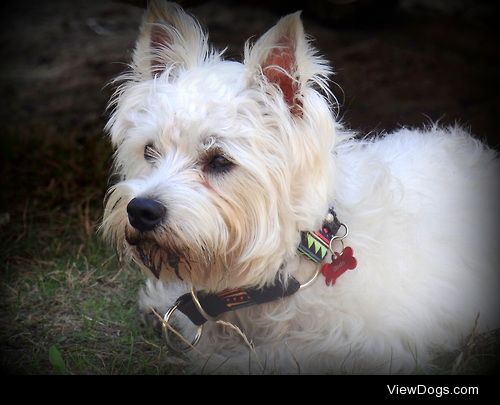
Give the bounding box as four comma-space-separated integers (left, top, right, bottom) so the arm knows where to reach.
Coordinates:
321, 246, 357, 286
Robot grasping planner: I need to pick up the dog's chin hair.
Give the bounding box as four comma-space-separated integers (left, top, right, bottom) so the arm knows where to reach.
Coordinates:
125, 225, 204, 282
128, 241, 259, 292
125, 229, 285, 291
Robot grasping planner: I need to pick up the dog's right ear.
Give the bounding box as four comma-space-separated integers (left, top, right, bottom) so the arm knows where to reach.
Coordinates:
132, 0, 212, 79
244, 12, 332, 118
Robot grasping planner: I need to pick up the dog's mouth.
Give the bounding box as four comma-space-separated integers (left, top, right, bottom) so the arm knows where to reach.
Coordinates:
125, 227, 183, 280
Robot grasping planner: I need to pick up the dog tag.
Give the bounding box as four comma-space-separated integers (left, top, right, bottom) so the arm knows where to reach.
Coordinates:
321, 246, 357, 286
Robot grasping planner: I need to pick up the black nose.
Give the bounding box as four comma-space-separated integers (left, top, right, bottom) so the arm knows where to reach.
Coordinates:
127, 198, 166, 232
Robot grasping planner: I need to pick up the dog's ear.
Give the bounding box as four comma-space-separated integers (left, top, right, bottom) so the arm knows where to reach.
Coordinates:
244, 12, 331, 117
133, 1, 212, 78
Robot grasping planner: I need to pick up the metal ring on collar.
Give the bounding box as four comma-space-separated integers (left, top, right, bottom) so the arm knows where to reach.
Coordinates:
329, 238, 345, 256
163, 300, 203, 353
337, 223, 349, 240
329, 223, 348, 254
299, 267, 320, 289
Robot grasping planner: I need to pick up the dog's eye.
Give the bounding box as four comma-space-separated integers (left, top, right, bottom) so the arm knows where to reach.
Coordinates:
205, 154, 234, 174
144, 144, 159, 162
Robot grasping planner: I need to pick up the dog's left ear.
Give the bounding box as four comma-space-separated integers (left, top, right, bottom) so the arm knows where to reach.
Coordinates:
244, 12, 331, 117
133, 1, 212, 79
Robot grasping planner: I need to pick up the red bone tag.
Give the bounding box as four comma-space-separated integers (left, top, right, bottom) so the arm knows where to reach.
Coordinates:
321, 246, 357, 286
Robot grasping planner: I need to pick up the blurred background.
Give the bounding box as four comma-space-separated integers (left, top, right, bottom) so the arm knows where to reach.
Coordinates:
0, 0, 498, 374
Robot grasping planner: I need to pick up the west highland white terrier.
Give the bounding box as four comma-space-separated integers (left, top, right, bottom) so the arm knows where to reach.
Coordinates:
102, 1, 500, 373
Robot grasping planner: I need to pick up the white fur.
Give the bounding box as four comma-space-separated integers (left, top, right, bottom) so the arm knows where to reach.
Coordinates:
102, 1, 500, 373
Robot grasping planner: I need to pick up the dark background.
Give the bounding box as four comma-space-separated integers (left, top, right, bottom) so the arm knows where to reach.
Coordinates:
0, 0, 499, 144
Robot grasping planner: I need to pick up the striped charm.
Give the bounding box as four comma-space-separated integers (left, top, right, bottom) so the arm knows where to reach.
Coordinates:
297, 207, 341, 263
297, 230, 330, 263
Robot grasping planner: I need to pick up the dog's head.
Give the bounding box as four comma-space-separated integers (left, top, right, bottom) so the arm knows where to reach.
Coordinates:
102, 1, 340, 291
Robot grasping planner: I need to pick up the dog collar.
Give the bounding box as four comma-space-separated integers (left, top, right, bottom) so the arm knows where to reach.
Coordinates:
175, 275, 301, 326
163, 207, 347, 351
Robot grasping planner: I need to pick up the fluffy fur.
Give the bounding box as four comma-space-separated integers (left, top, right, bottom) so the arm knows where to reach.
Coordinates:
102, 1, 500, 373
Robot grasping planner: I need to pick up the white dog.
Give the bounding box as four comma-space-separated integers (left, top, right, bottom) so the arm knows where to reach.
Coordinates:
102, 1, 500, 373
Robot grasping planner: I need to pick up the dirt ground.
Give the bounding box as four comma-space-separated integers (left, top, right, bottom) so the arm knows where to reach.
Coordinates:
0, 0, 499, 143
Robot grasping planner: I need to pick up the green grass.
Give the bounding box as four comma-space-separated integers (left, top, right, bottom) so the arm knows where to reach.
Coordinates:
0, 124, 498, 374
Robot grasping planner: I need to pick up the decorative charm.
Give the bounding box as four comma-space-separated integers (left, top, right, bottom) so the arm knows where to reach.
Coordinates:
321, 246, 357, 286
298, 230, 330, 263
